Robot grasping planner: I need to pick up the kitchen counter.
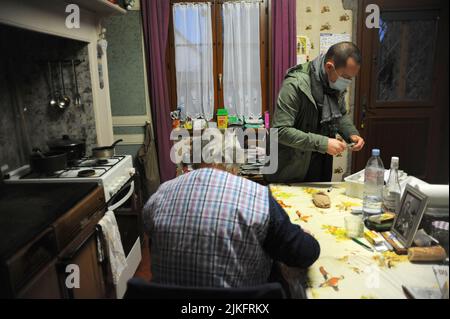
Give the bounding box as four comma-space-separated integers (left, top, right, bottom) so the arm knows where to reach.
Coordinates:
0, 182, 99, 260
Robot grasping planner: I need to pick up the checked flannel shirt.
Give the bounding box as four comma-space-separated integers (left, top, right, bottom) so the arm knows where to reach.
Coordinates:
144, 168, 320, 288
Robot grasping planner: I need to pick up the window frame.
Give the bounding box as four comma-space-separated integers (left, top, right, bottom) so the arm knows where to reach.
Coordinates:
167, 0, 269, 118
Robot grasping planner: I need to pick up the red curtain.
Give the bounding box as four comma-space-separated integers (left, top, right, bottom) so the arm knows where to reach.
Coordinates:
140, 0, 176, 182
272, 0, 297, 112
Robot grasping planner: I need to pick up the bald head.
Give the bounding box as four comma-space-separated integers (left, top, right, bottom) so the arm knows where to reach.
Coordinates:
325, 42, 362, 68
324, 42, 362, 84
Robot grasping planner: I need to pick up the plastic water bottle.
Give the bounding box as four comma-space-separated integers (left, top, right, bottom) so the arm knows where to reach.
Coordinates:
363, 149, 385, 217
383, 157, 401, 214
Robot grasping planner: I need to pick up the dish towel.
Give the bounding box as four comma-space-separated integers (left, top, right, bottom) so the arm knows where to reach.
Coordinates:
98, 211, 127, 285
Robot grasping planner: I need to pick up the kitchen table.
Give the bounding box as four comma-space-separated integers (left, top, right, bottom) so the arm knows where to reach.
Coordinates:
270, 182, 444, 299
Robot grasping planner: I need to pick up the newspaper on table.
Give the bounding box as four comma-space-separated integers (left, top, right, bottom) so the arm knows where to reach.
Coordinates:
403, 265, 449, 299
433, 265, 449, 299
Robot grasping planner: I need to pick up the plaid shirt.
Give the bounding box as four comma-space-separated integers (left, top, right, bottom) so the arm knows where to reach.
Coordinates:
144, 168, 273, 288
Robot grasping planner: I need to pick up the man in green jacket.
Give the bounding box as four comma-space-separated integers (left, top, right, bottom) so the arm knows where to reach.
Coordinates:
266, 42, 365, 183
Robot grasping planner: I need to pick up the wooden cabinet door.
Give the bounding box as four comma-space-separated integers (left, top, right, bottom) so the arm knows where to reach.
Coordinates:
353, 0, 449, 183
18, 260, 62, 299
59, 231, 106, 299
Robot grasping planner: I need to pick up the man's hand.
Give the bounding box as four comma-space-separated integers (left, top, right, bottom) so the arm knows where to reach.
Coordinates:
327, 138, 347, 156
350, 135, 365, 152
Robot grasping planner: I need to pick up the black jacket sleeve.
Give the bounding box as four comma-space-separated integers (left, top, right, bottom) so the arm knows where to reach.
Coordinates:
263, 191, 321, 268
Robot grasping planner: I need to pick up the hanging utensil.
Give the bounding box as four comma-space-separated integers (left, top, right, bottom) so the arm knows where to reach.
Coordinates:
58, 62, 70, 109
48, 62, 58, 108
72, 59, 82, 107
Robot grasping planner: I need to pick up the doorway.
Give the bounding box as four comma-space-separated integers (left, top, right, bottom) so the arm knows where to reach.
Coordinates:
353, 0, 449, 183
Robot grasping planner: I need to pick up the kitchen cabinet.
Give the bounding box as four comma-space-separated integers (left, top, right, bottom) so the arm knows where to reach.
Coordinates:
17, 260, 62, 299
58, 230, 106, 299
0, 183, 108, 298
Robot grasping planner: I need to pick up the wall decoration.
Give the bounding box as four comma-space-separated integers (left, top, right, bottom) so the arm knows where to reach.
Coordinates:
320, 33, 351, 54
340, 13, 350, 21
320, 22, 332, 31
321, 6, 330, 14
306, 6, 312, 13
305, 24, 312, 30
297, 35, 311, 64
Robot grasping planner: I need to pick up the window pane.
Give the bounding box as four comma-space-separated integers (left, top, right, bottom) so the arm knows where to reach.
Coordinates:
173, 3, 215, 120
222, 2, 262, 118
376, 13, 437, 102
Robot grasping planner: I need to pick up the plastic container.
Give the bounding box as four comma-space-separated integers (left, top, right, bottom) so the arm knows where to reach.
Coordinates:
345, 169, 408, 199
345, 215, 364, 238
362, 149, 385, 216
344, 170, 366, 199
217, 109, 228, 129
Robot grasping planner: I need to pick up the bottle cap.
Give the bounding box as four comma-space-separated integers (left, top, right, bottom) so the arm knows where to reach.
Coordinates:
391, 157, 399, 168
372, 149, 380, 156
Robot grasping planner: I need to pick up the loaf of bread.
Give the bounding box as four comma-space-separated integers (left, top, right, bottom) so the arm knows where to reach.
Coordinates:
312, 192, 331, 209
408, 246, 447, 262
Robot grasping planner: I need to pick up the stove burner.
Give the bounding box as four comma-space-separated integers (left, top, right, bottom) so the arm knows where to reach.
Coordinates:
77, 169, 96, 178
96, 159, 109, 165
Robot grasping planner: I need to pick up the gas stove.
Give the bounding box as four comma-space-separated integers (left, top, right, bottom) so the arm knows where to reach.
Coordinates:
5, 155, 135, 202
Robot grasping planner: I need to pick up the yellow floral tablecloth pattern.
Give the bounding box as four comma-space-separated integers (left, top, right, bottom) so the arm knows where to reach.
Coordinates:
270, 183, 440, 299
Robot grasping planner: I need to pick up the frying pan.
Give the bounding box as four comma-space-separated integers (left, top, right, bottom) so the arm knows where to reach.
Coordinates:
92, 139, 123, 160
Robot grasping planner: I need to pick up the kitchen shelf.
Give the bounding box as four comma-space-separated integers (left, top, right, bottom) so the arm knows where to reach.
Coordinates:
64, 0, 127, 17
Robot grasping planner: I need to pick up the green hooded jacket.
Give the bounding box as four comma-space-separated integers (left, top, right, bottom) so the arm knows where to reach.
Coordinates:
266, 62, 360, 183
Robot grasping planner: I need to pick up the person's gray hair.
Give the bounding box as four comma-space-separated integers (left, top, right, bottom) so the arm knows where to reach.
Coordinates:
191, 130, 245, 172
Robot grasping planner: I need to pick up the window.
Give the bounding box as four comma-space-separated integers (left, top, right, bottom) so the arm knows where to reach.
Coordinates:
168, 0, 268, 120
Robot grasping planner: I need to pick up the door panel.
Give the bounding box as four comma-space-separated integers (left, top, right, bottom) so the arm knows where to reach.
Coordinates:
354, 0, 448, 183
58, 231, 106, 299
365, 116, 431, 179
374, 11, 438, 105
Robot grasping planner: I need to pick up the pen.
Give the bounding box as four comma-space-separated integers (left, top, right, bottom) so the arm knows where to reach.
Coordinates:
352, 238, 374, 252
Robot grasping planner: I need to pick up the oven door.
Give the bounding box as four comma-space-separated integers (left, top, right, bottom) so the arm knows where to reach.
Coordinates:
106, 177, 143, 254
104, 176, 142, 299
107, 179, 135, 212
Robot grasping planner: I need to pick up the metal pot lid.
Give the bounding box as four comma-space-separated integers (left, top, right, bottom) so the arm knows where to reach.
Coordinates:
48, 135, 85, 148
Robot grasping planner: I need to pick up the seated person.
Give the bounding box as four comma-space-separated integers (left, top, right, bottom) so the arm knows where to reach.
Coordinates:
143, 134, 320, 288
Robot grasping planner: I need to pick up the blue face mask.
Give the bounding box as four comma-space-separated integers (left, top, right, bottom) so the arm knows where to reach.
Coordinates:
329, 66, 352, 92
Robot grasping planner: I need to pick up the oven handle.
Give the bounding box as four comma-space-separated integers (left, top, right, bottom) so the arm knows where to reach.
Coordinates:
107, 181, 135, 211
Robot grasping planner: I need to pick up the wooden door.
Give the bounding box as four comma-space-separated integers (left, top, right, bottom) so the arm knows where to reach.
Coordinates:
353, 0, 449, 183
59, 231, 106, 299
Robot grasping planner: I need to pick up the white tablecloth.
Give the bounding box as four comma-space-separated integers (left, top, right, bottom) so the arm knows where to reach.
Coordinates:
270, 183, 442, 299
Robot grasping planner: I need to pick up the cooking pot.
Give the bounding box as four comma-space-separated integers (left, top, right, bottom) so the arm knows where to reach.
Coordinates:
92, 139, 123, 160
48, 135, 86, 163
30, 149, 67, 174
